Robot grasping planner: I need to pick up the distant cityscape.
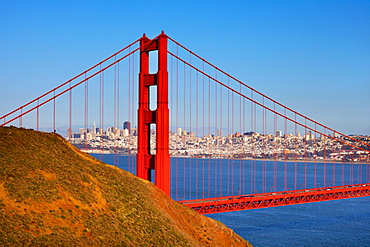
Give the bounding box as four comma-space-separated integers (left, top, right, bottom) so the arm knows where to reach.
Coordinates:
67, 121, 370, 162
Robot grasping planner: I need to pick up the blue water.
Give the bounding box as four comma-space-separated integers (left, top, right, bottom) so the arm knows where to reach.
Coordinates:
208, 197, 370, 246
92, 154, 370, 246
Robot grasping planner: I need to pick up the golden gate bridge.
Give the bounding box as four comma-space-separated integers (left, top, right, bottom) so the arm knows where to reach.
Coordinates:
1, 31, 369, 214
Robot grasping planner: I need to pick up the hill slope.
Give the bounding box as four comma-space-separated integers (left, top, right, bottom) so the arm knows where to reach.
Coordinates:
0, 126, 251, 246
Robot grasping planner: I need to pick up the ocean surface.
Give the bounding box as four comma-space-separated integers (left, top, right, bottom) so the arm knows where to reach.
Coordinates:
208, 197, 370, 247
91, 154, 370, 246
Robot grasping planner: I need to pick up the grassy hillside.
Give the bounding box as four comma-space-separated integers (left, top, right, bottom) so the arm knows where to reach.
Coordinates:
0, 126, 251, 246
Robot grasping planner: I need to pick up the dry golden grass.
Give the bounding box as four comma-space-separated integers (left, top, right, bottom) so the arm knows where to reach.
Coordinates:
0, 126, 252, 246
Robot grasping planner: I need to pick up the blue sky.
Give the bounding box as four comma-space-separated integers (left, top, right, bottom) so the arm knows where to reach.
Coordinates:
1, 0, 369, 134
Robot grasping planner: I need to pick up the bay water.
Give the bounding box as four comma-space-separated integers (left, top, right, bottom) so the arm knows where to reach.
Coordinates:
91, 154, 370, 246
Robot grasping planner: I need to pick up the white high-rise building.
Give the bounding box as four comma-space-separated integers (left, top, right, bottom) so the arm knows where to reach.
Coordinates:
93, 121, 97, 135
122, 129, 129, 137
217, 129, 222, 137
276, 130, 282, 137
177, 128, 182, 136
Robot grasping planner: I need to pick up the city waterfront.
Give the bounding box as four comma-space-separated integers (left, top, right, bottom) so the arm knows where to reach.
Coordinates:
92, 154, 370, 246
71, 125, 370, 163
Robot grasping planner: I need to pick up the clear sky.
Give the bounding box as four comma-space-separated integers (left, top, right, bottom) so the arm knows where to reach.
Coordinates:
1, 0, 369, 135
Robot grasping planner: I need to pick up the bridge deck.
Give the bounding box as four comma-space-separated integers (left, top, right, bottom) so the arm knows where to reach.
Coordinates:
180, 184, 370, 214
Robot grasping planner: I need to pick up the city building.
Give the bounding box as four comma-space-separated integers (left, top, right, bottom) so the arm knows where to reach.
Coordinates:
276, 130, 282, 137
217, 129, 222, 137
123, 121, 131, 134
177, 128, 182, 136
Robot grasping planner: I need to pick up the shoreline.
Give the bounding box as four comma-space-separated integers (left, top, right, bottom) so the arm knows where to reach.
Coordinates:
87, 152, 370, 165
190, 157, 370, 165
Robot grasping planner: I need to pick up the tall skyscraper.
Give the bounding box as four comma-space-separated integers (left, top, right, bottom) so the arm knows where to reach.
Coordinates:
123, 121, 131, 134
93, 121, 97, 135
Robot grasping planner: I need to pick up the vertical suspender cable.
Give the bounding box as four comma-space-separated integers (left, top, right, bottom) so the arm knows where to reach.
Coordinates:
170, 54, 173, 197
53, 90, 56, 133
327, 129, 334, 186
220, 77, 223, 196
250, 92, 253, 194
69, 81, 72, 140
117, 61, 120, 146
253, 92, 257, 193
232, 84, 234, 195
358, 163, 362, 184
251, 91, 256, 194
304, 118, 307, 188
202, 61, 205, 198
131, 50, 135, 173
183, 62, 186, 199
113, 58, 117, 157
227, 77, 231, 195
240, 83, 243, 195
314, 124, 317, 187
264, 99, 267, 192
215, 70, 218, 197
20, 108, 22, 127
262, 97, 265, 193
100, 66, 104, 162
261, 98, 264, 192
176, 45, 179, 200
36, 100, 39, 131
294, 114, 297, 190
208, 77, 211, 197
127, 48, 131, 173
274, 103, 277, 191
341, 154, 345, 185
131, 51, 135, 173
189, 53, 192, 199
84, 73, 88, 150
196, 71, 199, 199
350, 158, 354, 185
284, 108, 287, 191
322, 127, 326, 187
117, 61, 120, 167
114, 57, 117, 166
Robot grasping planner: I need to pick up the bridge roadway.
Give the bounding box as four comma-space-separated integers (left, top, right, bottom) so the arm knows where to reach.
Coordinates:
180, 184, 370, 214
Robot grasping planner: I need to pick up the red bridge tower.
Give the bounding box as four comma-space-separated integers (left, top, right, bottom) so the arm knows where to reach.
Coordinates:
137, 32, 170, 195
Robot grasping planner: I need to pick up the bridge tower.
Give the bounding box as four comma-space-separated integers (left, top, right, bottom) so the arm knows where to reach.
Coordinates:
137, 32, 170, 195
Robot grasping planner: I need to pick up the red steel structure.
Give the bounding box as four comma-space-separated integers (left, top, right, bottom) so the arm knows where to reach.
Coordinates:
137, 32, 170, 195
181, 184, 370, 214
1, 31, 370, 213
